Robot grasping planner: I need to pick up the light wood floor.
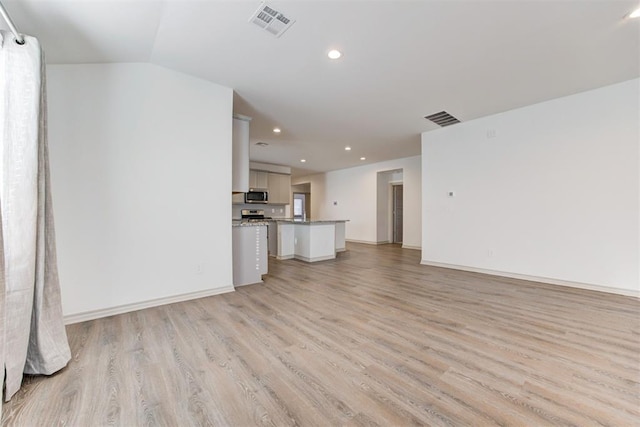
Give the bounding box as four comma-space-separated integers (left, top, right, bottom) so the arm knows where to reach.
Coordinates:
3, 243, 639, 426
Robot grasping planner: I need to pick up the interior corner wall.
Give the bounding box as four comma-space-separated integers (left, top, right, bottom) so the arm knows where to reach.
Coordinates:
47, 63, 234, 320
421, 79, 639, 294
296, 156, 422, 249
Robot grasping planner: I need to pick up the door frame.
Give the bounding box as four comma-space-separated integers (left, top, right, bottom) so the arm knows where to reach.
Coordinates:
390, 183, 403, 244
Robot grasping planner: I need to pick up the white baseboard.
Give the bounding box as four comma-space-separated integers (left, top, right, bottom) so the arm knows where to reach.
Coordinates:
294, 254, 335, 262
402, 245, 421, 250
276, 254, 294, 260
420, 260, 639, 298
63, 285, 236, 325
346, 240, 421, 250
346, 239, 389, 245
234, 280, 263, 287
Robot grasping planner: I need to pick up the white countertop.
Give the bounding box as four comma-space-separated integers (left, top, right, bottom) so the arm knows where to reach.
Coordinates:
233, 219, 348, 227
268, 219, 349, 224
232, 220, 270, 227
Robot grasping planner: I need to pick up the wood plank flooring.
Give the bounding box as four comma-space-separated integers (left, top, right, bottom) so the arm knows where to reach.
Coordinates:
3, 243, 639, 426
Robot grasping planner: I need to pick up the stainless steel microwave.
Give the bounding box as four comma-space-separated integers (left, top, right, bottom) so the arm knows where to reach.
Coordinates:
245, 190, 268, 204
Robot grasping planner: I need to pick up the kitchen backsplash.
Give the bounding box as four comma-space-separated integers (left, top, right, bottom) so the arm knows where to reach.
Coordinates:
232, 204, 288, 219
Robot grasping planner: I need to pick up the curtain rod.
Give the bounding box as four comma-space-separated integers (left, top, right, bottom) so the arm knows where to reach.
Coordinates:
0, 1, 24, 45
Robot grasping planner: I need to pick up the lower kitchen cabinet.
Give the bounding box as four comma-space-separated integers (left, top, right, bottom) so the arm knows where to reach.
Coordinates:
232, 224, 268, 287
267, 221, 278, 256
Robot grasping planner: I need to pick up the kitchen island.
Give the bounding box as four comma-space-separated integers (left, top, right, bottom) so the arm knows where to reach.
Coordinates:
232, 221, 269, 286
268, 219, 348, 262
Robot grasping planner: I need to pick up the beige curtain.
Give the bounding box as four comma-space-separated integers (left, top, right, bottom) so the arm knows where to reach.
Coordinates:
0, 30, 70, 402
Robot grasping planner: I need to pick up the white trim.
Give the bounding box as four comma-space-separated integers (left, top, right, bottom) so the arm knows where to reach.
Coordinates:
63, 285, 236, 325
346, 239, 389, 245
294, 254, 335, 263
276, 254, 294, 260
420, 260, 639, 298
234, 280, 263, 287
249, 161, 291, 175
402, 244, 421, 250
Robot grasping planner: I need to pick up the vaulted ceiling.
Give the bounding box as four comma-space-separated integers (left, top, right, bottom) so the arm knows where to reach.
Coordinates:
2, 1, 639, 176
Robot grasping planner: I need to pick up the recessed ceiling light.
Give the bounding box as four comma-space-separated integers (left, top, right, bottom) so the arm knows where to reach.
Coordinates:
273, 127, 281, 133
328, 49, 342, 59
300, 159, 306, 163
344, 146, 351, 151
629, 7, 640, 18
360, 157, 366, 161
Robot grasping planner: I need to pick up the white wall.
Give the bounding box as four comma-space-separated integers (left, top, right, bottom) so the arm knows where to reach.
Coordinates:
295, 155, 421, 249
421, 79, 639, 294
47, 63, 234, 320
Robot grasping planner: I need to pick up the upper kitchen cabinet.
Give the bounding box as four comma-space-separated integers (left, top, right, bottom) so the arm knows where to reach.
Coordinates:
249, 170, 269, 190
246, 162, 292, 205
232, 114, 251, 193
268, 173, 291, 205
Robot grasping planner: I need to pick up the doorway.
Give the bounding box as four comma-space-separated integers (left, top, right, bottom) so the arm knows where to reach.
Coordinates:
392, 184, 403, 244
293, 193, 308, 219
291, 183, 311, 220
376, 169, 403, 244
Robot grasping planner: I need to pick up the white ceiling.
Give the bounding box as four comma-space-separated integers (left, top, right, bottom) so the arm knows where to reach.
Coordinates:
2, 0, 639, 176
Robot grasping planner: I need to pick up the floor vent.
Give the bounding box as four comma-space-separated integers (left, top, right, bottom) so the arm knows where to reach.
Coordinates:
249, 2, 295, 38
424, 111, 461, 127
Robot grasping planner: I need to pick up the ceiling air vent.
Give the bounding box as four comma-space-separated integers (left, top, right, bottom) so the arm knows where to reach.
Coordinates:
424, 111, 461, 127
249, 2, 296, 38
